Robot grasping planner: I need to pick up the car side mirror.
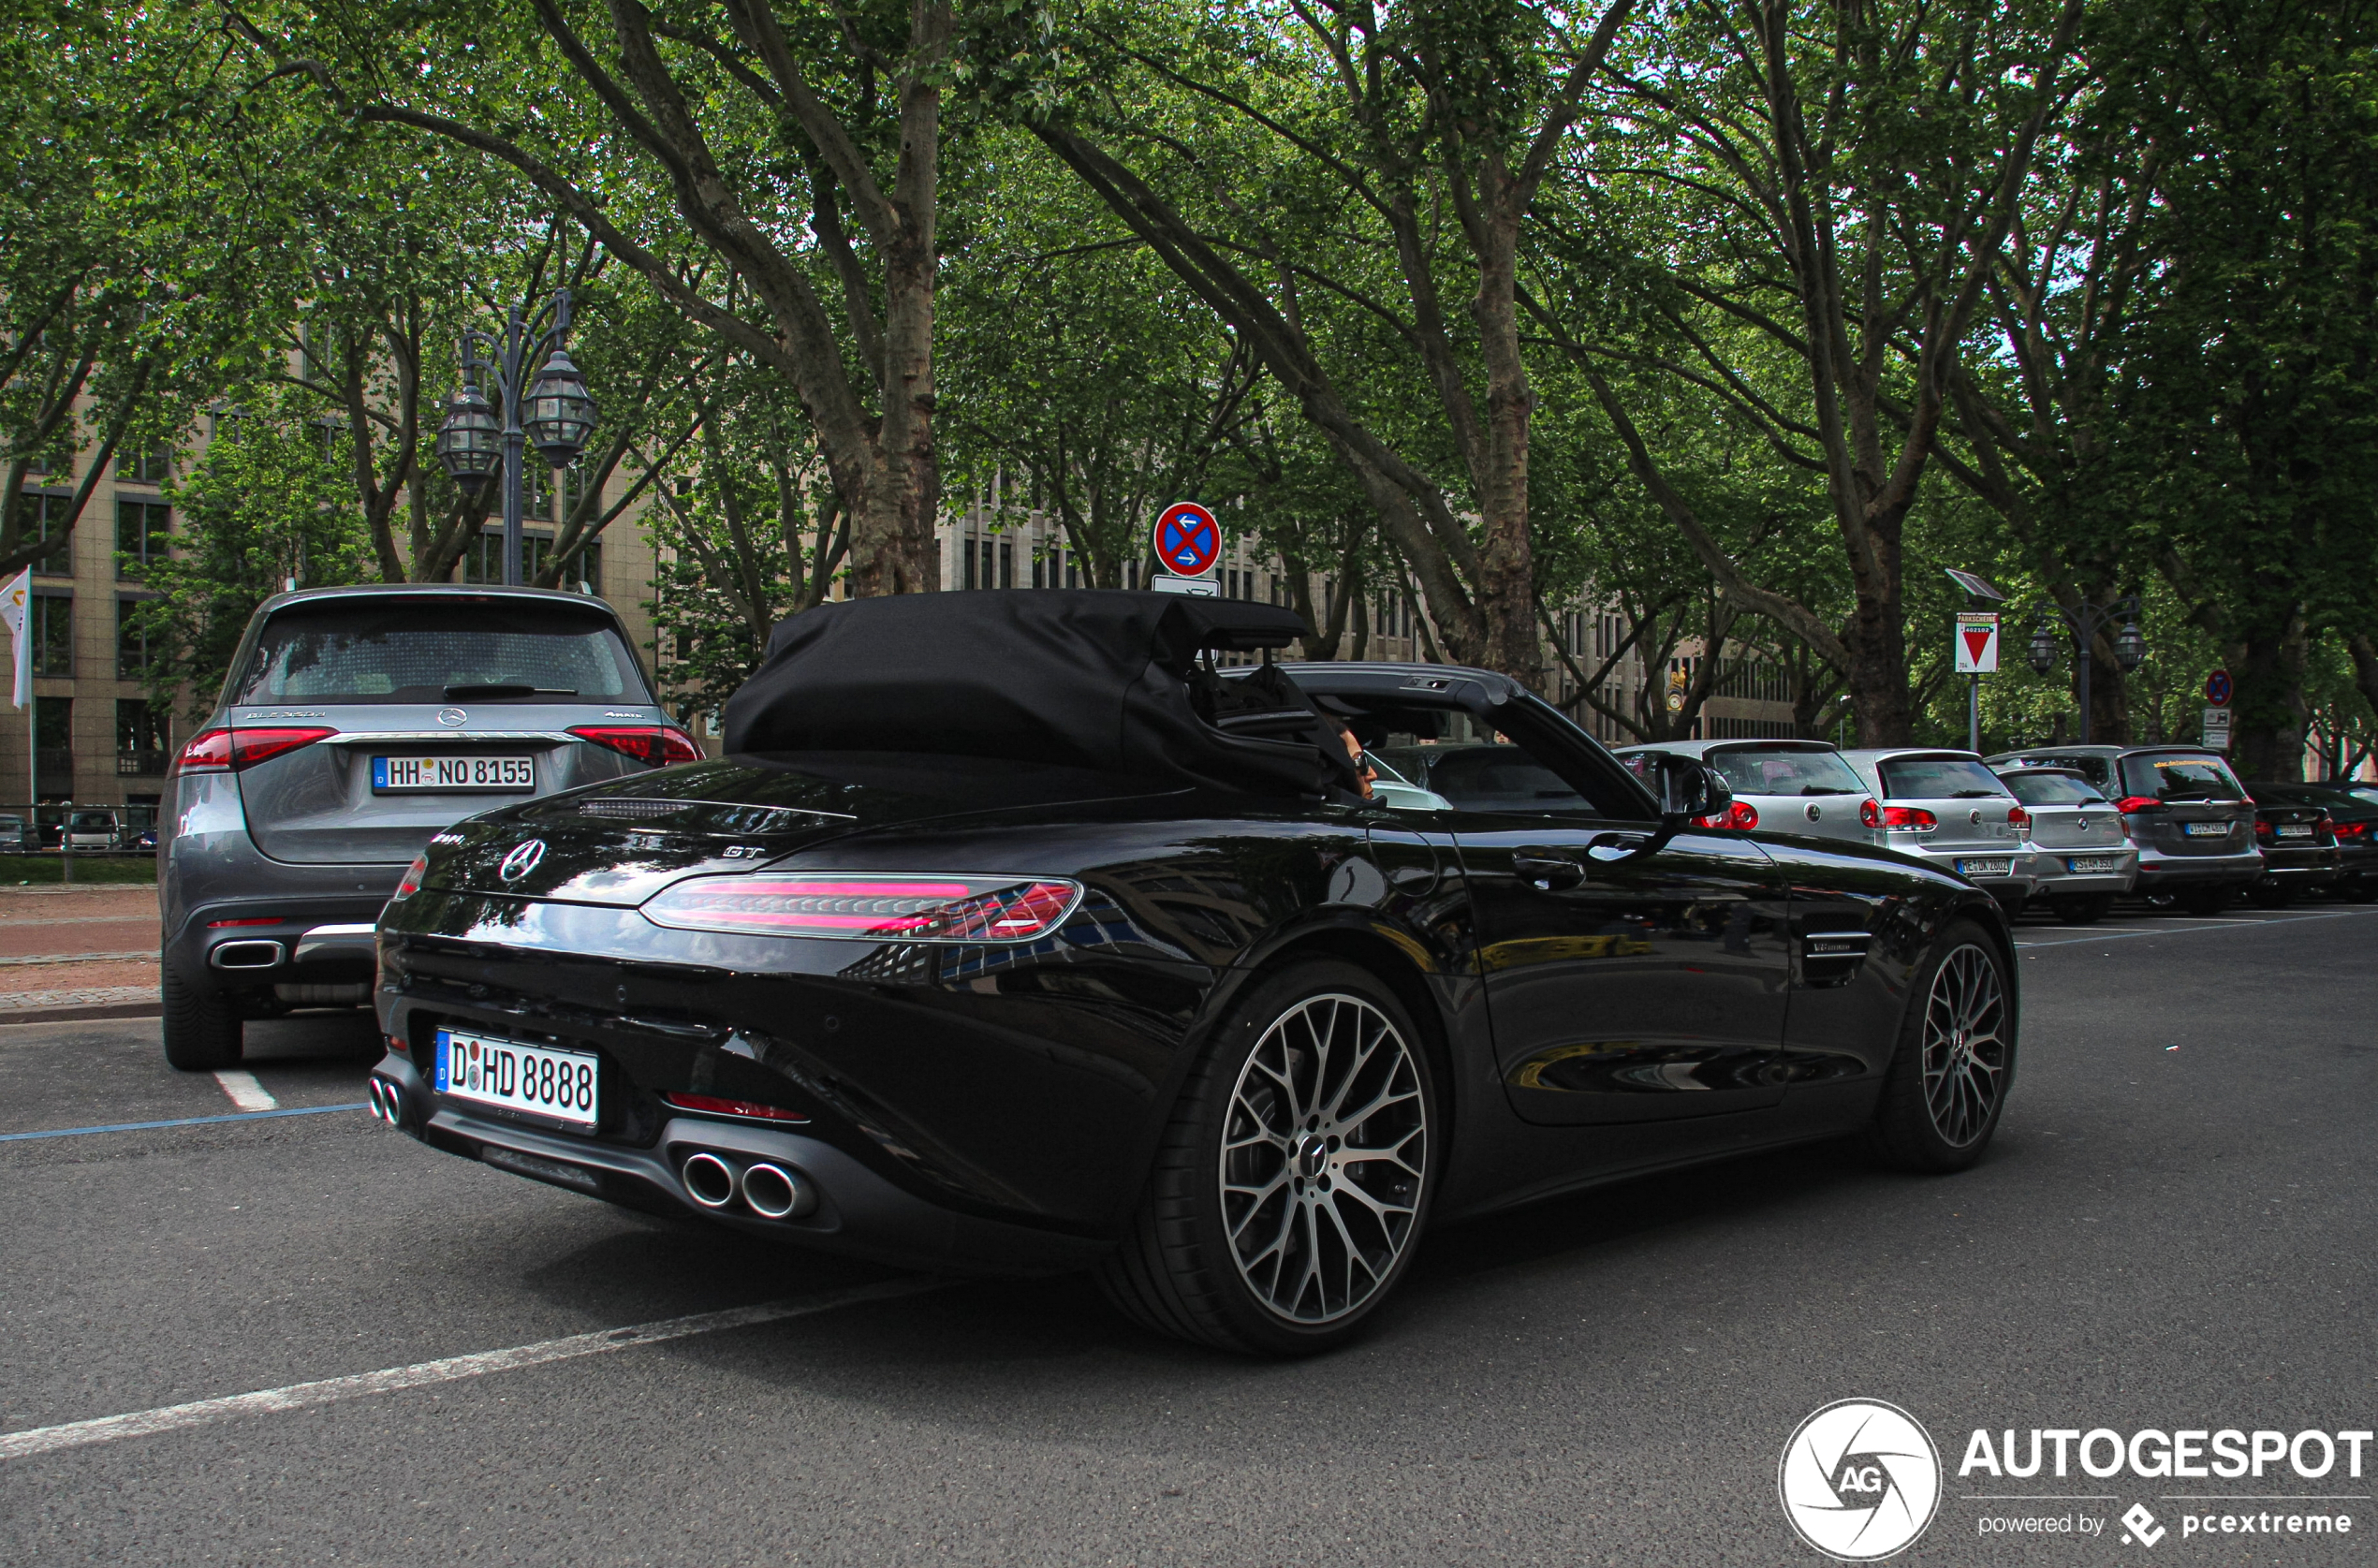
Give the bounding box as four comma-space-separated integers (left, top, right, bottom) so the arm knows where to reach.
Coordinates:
1657, 756, 1732, 824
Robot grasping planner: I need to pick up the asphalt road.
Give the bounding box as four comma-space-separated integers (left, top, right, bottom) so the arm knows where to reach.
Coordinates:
3, 902, 2375, 1567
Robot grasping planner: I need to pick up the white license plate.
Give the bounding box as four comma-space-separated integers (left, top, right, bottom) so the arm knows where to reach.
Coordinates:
374, 755, 536, 791
1956, 857, 2014, 878
2067, 855, 2121, 873
2277, 824, 2313, 839
2183, 821, 2227, 837
433, 1030, 598, 1128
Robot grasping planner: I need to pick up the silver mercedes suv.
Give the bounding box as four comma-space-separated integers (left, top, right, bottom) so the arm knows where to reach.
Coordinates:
158, 585, 697, 1069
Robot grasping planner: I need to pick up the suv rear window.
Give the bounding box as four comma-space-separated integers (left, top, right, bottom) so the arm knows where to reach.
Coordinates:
1997, 771, 2107, 806
231, 601, 647, 706
1878, 756, 2013, 799
2121, 753, 2245, 802
1705, 746, 1865, 797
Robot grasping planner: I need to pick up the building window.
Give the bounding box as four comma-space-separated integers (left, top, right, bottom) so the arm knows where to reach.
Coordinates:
117, 698, 168, 776
463, 531, 601, 593
117, 445, 172, 486
117, 598, 154, 678
31, 593, 70, 676
34, 696, 70, 797
115, 500, 171, 574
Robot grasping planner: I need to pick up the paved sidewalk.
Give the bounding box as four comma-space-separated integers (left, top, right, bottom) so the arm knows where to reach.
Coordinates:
0, 886, 158, 1019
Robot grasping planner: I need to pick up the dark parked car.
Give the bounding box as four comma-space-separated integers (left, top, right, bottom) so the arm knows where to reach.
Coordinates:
1989, 745, 2260, 914
2241, 799, 2341, 905
369, 593, 2018, 1356
159, 584, 698, 1071
2248, 782, 2378, 901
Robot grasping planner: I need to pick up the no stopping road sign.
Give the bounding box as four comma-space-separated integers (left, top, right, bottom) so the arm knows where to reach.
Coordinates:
1152, 502, 1221, 578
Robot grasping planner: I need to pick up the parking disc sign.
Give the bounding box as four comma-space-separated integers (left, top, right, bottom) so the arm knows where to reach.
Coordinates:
1955, 611, 2000, 673
1152, 502, 1221, 578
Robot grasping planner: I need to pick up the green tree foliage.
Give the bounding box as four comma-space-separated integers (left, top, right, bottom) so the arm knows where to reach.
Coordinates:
125, 401, 376, 715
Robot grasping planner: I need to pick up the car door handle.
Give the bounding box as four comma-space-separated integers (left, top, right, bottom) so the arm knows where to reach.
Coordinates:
1512, 848, 1584, 889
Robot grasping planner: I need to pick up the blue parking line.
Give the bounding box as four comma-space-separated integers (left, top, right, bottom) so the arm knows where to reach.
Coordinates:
0, 1103, 371, 1143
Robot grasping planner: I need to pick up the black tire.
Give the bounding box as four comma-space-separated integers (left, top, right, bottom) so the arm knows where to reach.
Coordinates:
1098, 960, 1439, 1356
1867, 920, 2014, 1174
2246, 879, 2292, 909
2177, 885, 2232, 916
161, 969, 243, 1071
2048, 894, 2113, 925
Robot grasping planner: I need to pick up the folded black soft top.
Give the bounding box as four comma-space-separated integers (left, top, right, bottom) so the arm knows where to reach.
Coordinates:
721, 590, 1358, 798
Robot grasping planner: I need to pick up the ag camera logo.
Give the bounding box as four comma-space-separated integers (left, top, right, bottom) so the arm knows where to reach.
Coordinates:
1780, 1399, 1943, 1561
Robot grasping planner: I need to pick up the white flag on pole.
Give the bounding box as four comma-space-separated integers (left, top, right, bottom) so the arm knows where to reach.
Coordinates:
0, 569, 30, 710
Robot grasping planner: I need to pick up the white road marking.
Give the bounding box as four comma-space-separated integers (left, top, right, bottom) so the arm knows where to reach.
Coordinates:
0, 1278, 937, 1461
211, 1070, 275, 1112
2016, 907, 2378, 949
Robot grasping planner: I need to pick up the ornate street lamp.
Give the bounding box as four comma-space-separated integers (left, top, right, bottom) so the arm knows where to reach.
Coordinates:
433, 383, 502, 505
433, 291, 597, 586
2027, 594, 2147, 743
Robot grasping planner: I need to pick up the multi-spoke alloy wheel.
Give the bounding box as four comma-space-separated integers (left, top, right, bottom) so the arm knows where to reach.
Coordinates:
1919, 944, 2006, 1148
1219, 994, 1428, 1325
1868, 920, 2016, 1173
1097, 960, 1439, 1355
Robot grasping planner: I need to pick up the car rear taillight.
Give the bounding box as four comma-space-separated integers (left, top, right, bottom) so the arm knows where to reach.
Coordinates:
659, 1092, 810, 1124
2006, 805, 2031, 829
568, 725, 702, 767
1881, 806, 1937, 831
2113, 795, 2162, 813
1694, 800, 1758, 830
2336, 820, 2369, 841
1858, 799, 1881, 828
2253, 818, 2275, 842
640, 874, 1081, 943
390, 852, 429, 901
170, 726, 336, 775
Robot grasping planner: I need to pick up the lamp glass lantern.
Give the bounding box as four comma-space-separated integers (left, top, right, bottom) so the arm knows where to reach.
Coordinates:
434, 384, 503, 502
2114, 617, 2148, 673
523, 349, 598, 467
2027, 623, 2060, 676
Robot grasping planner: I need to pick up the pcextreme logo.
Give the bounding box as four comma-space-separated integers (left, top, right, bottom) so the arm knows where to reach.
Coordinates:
1779, 1399, 1944, 1561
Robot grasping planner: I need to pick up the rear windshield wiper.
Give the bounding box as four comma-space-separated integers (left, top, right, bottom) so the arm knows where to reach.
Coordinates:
1947, 789, 2003, 799
444, 683, 579, 699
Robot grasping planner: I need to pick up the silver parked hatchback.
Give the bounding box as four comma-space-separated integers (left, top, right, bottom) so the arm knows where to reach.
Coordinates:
1840, 748, 2040, 913
1990, 765, 2137, 922
158, 584, 697, 1069
1611, 738, 1879, 845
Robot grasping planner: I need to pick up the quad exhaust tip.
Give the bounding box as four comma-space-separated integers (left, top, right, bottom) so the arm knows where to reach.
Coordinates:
682, 1151, 738, 1209
740, 1162, 801, 1219
678, 1150, 815, 1220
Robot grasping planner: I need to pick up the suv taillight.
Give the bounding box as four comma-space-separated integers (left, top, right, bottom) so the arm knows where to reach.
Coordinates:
2113, 795, 2162, 813
170, 726, 337, 775
568, 725, 702, 767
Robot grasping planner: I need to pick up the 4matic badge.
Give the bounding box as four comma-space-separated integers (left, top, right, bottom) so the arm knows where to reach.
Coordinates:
1780, 1399, 1943, 1561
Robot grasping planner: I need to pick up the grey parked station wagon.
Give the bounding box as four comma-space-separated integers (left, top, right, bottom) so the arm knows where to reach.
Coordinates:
158, 584, 697, 1070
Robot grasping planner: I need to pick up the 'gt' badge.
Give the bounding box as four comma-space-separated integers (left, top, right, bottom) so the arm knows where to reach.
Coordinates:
498, 840, 547, 882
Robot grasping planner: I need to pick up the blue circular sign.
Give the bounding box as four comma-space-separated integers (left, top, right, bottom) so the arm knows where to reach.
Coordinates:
1152, 502, 1221, 578
2205, 668, 2232, 706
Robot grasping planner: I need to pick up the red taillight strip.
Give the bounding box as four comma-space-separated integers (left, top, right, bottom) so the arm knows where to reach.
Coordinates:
171, 726, 337, 775
660, 1092, 809, 1124
640, 874, 1082, 943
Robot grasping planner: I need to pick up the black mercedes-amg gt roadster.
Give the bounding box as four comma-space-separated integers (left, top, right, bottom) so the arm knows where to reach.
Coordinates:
367, 592, 2016, 1355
